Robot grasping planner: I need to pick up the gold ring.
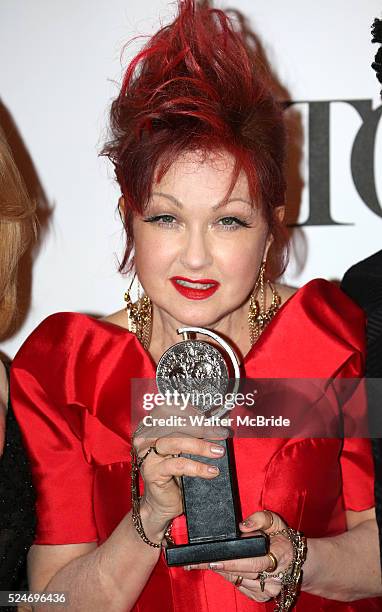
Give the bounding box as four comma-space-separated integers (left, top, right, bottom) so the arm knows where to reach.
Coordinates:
234, 575, 244, 587
152, 438, 167, 457
263, 509, 274, 530
264, 551, 278, 573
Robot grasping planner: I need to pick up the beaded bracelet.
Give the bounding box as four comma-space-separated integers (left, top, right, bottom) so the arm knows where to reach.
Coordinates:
130, 446, 174, 548
258, 528, 307, 612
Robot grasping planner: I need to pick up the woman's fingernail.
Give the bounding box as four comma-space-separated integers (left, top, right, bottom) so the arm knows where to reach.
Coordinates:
210, 445, 224, 455
242, 519, 254, 527
207, 465, 219, 474
209, 562, 224, 569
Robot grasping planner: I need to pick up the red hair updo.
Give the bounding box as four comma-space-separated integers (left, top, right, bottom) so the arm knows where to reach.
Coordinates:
102, 0, 288, 278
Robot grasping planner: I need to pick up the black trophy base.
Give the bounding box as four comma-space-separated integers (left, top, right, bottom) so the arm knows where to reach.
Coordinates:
165, 533, 268, 567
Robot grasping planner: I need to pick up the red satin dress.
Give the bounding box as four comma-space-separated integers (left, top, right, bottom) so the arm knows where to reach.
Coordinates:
10, 279, 382, 610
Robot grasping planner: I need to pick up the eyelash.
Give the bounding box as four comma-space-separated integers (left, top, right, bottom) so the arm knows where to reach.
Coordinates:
143, 215, 251, 230
143, 215, 177, 227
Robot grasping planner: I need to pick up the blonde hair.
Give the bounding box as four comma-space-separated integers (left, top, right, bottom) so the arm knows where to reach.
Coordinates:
0, 127, 36, 336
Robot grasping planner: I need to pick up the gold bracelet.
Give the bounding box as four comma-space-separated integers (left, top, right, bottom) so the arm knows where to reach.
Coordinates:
258, 528, 307, 612
130, 447, 174, 548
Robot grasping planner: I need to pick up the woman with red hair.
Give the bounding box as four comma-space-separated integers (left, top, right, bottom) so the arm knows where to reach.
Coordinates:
10, 1, 382, 610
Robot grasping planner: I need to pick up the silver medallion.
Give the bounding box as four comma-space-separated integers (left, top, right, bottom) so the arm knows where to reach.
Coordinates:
156, 327, 240, 415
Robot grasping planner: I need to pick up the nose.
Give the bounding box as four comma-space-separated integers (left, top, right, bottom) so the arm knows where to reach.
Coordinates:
179, 226, 213, 271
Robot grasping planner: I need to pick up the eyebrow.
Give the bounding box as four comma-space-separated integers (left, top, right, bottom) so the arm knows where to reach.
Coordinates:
151, 191, 253, 209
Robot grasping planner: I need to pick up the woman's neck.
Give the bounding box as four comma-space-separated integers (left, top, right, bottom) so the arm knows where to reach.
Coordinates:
148, 294, 253, 365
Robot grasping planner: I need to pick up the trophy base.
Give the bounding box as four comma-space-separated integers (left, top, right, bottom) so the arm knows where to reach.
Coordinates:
165, 533, 268, 567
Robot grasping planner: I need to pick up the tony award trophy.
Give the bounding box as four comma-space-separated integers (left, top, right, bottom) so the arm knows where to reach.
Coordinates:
156, 327, 268, 566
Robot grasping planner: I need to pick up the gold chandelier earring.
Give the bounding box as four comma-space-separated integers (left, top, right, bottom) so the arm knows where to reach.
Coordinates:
248, 260, 281, 346
124, 273, 152, 350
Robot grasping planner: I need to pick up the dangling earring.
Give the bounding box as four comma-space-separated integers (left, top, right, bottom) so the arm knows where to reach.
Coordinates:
248, 261, 281, 346
124, 273, 152, 350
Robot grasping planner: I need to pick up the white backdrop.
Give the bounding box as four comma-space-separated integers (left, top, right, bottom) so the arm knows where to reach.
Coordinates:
1, 0, 381, 358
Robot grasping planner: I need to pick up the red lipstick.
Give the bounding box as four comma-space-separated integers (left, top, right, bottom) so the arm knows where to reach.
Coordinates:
170, 276, 220, 300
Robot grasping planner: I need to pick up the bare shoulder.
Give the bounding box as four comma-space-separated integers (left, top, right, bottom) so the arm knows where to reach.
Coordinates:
274, 282, 298, 305
102, 309, 129, 330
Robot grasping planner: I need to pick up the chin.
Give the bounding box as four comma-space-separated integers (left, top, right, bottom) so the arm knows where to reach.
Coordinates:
167, 303, 226, 329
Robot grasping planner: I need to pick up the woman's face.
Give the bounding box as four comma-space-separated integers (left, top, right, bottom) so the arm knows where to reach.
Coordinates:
133, 150, 273, 331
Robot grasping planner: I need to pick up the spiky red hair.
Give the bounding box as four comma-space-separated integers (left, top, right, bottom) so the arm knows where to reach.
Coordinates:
103, 0, 287, 276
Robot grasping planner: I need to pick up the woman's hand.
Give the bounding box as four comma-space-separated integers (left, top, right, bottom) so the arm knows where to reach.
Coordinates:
133, 402, 229, 537
185, 510, 294, 603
